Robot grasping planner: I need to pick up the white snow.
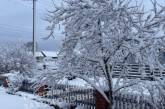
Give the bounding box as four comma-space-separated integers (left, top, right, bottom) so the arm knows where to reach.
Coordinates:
0, 72, 17, 77
75, 106, 85, 109
36, 52, 44, 57
0, 87, 53, 109
58, 77, 118, 90
58, 77, 90, 87
58, 77, 153, 96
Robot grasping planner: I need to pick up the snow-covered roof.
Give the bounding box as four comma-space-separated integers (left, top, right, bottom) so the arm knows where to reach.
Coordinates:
36, 51, 44, 57
36, 51, 58, 58
41, 51, 58, 57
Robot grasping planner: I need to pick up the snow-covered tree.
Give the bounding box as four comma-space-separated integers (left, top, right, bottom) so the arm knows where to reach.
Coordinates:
7, 71, 25, 94
46, 0, 165, 108
0, 44, 36, 75
0, 44, 36, 93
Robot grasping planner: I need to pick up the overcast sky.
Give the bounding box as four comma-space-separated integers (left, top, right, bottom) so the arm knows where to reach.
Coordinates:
0, 0, 164, 51
0, 0, 63, 51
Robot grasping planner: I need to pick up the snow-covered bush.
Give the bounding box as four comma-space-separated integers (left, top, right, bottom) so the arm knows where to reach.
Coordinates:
6, 71, 24, 94
113, 77, 165, 109
0, 44, 36, 75
0, 44, 36, 93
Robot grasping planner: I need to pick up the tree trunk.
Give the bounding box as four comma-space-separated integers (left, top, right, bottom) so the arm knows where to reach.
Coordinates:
104, 61, 113, 109
107, 76, 113, 109
107, 91, 113, 109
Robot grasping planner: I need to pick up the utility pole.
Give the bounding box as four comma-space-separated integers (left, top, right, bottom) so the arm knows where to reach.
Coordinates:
23, 0, 37, 56
32, 0, 36, 56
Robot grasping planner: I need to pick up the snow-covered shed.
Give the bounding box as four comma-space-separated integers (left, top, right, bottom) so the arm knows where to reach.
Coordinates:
36, 51, 58, 62
41, 51, 58, 59
41, 51, 58, 60
36, 51, 44, 62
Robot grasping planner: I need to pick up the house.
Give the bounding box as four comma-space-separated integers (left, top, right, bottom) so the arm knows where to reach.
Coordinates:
36, 51, 58, 62
41, 51, 58, 61
36, 51, 44, 62
36, 51, 58, 70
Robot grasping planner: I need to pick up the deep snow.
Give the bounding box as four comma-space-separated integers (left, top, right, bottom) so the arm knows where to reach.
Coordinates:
0, 87, 53, 109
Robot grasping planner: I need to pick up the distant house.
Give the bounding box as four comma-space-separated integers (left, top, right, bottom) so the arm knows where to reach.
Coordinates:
36, 52, 44, 62
41, 51, 58, 59
36, 51, 58, 62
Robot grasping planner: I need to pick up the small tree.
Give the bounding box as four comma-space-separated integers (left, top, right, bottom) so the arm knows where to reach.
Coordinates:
46, 0, 165, 108
0, 44, 36, 75
0, 44, 37, 93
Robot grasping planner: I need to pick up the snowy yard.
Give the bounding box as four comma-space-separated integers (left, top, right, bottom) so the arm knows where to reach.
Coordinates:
0, 87, 53, 109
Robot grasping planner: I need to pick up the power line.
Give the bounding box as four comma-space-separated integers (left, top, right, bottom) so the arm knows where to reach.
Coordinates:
0, 26, 32, 33
0, 30, 48, 39
0, 23, 32, 29
0, 23, 33, 32
0, 23, 49, 32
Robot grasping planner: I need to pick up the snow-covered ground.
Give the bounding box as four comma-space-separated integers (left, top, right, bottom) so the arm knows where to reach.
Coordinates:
0, 87, 53, 109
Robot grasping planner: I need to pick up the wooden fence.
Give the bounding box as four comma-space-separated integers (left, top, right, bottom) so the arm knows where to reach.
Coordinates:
113, 93, 157, 109
8, 81, 165, 109
37, 63, 165, 80
45, 84, 165, 109
112, 64, 165, 80
0, 76, 6, 86
1, 63, 165, 109
44, 84, 95, 109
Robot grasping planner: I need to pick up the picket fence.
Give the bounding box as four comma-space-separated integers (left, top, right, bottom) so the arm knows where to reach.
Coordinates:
113, 93, 159, 109
1, 80, 163, 109
43, 83, 165, 109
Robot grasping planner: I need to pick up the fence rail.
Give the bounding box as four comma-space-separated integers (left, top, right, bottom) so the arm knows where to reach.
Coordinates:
112, 64, 165, 80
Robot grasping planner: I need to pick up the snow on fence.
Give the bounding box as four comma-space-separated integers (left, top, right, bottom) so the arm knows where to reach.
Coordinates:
14, 81, 165, 109
45, 84, 95, 109
19, 81, 95, 108
45, 84, 165, 109
113, 93, 155, 109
